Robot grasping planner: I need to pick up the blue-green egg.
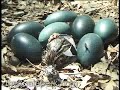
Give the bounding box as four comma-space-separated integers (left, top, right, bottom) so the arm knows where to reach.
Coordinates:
38, 22, 70, 46
71, 15, 95, 40
44, 11, 77, 26
77, 33, 104, 67
94, 18, 118, 44
7, 21, 44, 44
10, 33, 42, 63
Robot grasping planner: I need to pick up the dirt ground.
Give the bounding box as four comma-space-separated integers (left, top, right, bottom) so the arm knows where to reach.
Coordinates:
1, 0, 119, 90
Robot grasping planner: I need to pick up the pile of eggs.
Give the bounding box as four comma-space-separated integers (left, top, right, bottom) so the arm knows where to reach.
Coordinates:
7, 11, 118, 67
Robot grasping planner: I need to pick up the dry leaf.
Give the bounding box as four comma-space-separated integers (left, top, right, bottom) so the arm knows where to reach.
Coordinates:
63, 63, 80, 70
100, 80, 118, 90
106, 70, 119, 80
25, 78, 37, 90
1, 0, 119, 90
107, 51, 112, 59
10, 76, 29, 81
91, 62, 109, 74
80, 75, 91, 89
108, 45, 119, 52
98, 79, 110, 84
1, 86, 10, 90
9, 65, 17, 72
2, 47, 8, 66
101, 56, 108, 62
105, 80, 118, 90
2, 47, 7, 55
2, 9, 8, 14
62, 63, 81, 75
70, 88, 79, 90
59, 73, 69, 80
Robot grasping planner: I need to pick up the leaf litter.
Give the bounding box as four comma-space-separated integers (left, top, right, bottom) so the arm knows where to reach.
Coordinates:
1, 0, 119, 90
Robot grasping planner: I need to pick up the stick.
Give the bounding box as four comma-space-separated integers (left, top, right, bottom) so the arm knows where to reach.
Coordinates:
2, 66, 37, 74
26, 58, 41, 70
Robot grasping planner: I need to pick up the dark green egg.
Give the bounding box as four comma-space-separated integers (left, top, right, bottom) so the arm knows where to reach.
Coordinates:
94, 18, 118, 44
71, 15, 95, 40
38, 22, 70, 45
44, 11, 77, 26
10, 33, 42, 63
77, 33, 104, 67
7, 21, 44, 44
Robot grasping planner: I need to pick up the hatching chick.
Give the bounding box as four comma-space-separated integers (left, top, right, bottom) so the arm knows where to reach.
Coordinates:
42, 33, 77, 69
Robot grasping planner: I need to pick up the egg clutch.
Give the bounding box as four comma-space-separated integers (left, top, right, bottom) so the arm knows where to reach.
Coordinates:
7, 11, 118, 67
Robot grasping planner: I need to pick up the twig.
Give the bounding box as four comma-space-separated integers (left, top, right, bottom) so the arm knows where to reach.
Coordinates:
26, 58, 41, 70
2, 66, 37, 74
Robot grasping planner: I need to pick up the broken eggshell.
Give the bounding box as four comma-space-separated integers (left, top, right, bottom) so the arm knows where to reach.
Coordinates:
47, 33, 77, 56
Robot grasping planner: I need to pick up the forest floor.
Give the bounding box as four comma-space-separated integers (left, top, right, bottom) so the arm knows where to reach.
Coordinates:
1, 0, 119, 90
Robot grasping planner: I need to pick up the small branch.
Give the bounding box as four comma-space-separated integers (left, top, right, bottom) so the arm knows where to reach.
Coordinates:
2, 66, 37, 74
26, 58, 41, 70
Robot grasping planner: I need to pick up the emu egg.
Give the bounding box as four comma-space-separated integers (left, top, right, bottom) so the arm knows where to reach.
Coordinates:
7, 21, 44, 44
71, 15, 95, 40
38, 22, 70, 45
10, 33, 42, 63
94, 18, 118, 44
77, 33, 104, 67
44, 11, 77, 26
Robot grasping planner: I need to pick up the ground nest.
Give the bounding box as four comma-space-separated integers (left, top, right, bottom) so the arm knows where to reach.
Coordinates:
1, 0, 119, 90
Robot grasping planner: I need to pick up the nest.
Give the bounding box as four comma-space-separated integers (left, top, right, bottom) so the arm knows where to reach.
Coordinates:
2, 0, 119, 90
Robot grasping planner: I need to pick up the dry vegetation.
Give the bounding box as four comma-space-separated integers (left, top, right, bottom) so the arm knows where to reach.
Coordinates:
1, 0, 119, 90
